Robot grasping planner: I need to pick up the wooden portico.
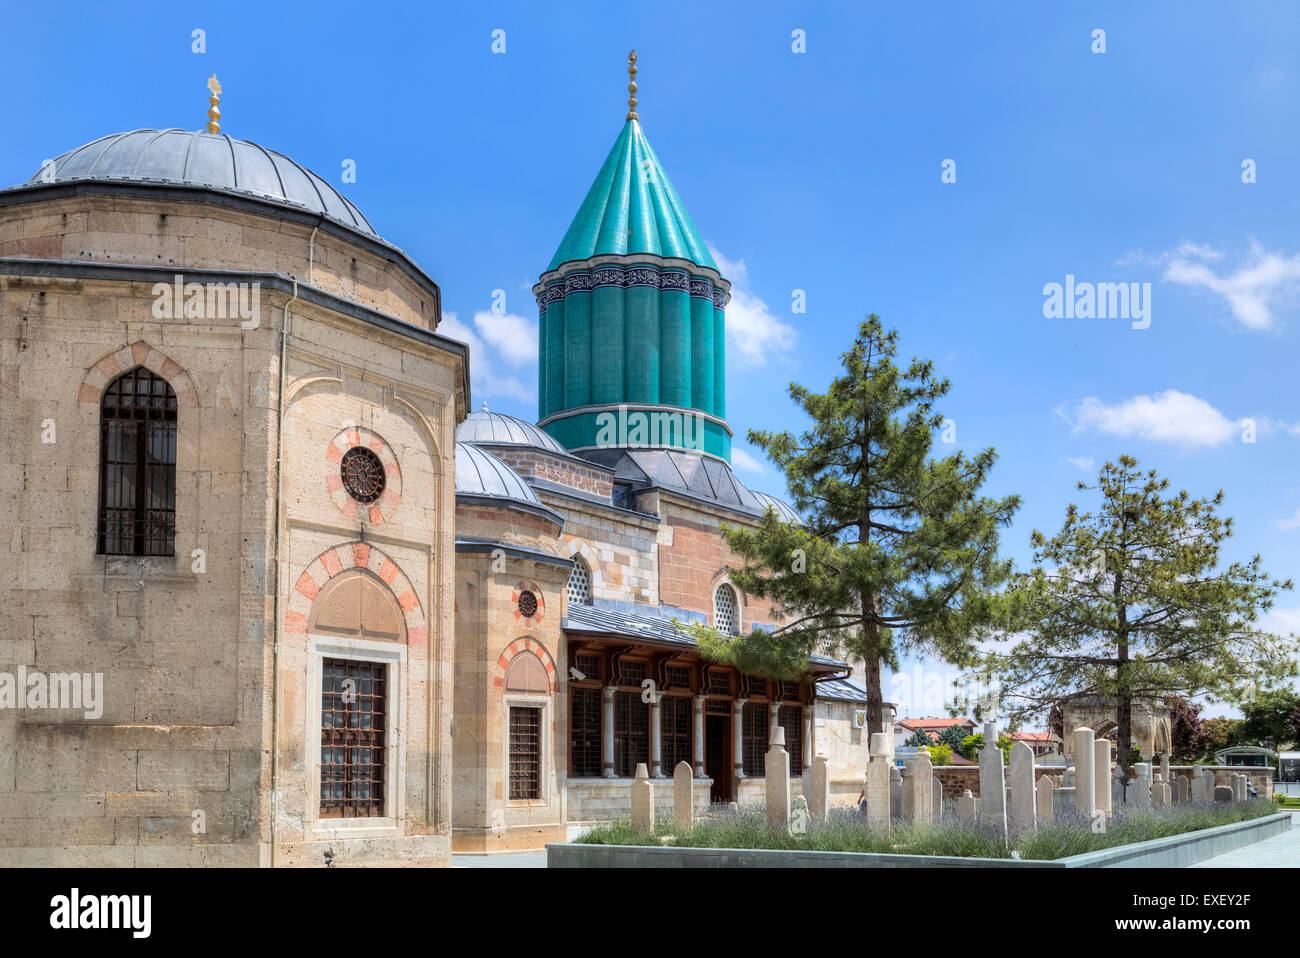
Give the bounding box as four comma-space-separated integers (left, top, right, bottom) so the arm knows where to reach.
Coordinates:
562, 605, 850, 803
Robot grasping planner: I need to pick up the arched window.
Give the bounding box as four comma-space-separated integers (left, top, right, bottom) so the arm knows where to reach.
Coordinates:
567, 556, 592, 606
97, 367, 177, 556
714, 584, 740, 636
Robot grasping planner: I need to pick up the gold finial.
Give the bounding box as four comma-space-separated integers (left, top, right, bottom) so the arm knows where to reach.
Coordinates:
206, 74, 222, 134
626, 50, 638, 121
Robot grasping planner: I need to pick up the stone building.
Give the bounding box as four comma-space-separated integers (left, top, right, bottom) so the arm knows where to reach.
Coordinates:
0, 63, 882, 866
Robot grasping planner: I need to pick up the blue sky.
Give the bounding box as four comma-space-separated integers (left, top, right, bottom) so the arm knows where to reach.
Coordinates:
5, 1, 1298, 721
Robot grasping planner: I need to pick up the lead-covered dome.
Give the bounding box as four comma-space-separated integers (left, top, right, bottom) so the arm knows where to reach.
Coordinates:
457, 407, 568, 456
22, 129, 375, 235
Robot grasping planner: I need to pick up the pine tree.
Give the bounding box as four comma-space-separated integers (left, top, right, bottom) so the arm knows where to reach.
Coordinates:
987, 456, 1297, 775
685, 316, 1019, 736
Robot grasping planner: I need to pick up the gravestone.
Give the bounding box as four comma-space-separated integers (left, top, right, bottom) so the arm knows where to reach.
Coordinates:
1175, 774, 1189, 804
978, 721, 1008, 836
1161, 780, 1172, 806
1094, 739, 1111, 815
957, 788, 977, 821
1214, 785, 1232, 803
673, 761, 693, 828
1063, 766, 1076, 788
1132, 762, 1152, 809
1159, 753, 1171, 791
764, 727, 790, 829
889, 766, 902, 820
1036, 775, 1054, 823
932, 777, 943, 823
864, 758, 891, 836
1112, 765, 1128, 807
1190, 771, 1207, 803
1052, 786, 1076, 817
790, 795, 810, 835
1233, 774, 1246, 802
1072, 728, 1096, 818
1152, 773, 1168, 808
1008, 741, 1037, 833
631, 763, 655, 832
908, 750, 933, 827
810, 755, 830, 824
1202, 768, 1216, 801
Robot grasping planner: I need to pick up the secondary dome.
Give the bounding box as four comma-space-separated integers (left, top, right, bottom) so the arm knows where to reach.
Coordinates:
752, 491, 802, 525
21, 129, 375, 235
457, 407, 568, 456
455, 441, 542, 506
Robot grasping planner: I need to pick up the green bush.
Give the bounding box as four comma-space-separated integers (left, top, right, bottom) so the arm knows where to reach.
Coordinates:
926, 743, 953, 766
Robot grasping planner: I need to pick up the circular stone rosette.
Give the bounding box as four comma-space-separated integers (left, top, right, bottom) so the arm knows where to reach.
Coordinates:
325, 426, 402, 524
512, 582, 546, 625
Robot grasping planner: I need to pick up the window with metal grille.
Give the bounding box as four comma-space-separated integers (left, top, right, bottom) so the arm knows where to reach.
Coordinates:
97, 367, 177, 556
714, 584, 739, 636
567, 556, 592, 606
707, 669, 732, 696
706, 698, 731, 715
574, 653, 602, 683
320, 658, 386, 818
613, 691, 648, 777
570, 687, 602, 777
509, 706, 542, 800
619, 661, 646, 687
780, 704, 804, 776
665, 666, 691, 691
742, 703, 769, 777
779, 681, 801, 702
661, 695, 693, 774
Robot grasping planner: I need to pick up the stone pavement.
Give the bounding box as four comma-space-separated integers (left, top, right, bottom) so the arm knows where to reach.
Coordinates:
452, 850, 547, 868
1188, 812, 1300, 867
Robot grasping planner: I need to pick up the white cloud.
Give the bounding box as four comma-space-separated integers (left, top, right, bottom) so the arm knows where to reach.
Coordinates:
1065, 456, 1095, 471
1062, 390, 1243, 448
1278, 508, 1300, 531
438, 311, 533, 403
1163, 241, 1300, 331
707, 243, 797, 369
731, 447, 767, 474
1259, 607, 1300, 639
472, 310, 538, 367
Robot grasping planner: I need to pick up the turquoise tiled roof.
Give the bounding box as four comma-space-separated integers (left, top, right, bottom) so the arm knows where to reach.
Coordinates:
547, 120, 717, 272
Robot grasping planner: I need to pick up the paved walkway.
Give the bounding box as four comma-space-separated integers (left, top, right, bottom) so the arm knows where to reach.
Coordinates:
1188, 811, 1300, 867
452, 851, 547, 868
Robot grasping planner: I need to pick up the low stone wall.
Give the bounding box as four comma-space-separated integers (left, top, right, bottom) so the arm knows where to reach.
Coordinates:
567, 778, 713, 823
547, 811, 1291, 868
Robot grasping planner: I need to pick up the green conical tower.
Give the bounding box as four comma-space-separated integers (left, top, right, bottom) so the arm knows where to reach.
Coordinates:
534, 51, 732, 462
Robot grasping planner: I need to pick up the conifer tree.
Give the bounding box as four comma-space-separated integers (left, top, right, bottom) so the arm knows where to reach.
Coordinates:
685, 316, 1019, 736
986, 456, 1297, 776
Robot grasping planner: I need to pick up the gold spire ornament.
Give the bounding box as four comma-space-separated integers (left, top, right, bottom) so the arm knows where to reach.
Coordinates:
626, 50, 638, 121
206, 75, 222, 134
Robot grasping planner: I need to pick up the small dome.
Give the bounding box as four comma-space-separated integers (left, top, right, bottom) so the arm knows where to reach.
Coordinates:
752, 491, 802, 525
455, 441, 543, 506
457, 408, 568, 456
18, 129, 375, 235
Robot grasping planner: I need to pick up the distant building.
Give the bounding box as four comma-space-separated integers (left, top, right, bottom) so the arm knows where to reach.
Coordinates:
893, 717, 977, 750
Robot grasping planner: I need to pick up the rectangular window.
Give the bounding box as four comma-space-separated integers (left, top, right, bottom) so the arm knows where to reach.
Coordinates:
661, 696, 693, 774
707, 669, 732, 696
570, 687, 602, 777
742, 702, 769, 777
509, 706, 542, 800
320, 658, 386, 818
619, 661, 647, 687
779, 704, 804, 776
613, 691, 648, 778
